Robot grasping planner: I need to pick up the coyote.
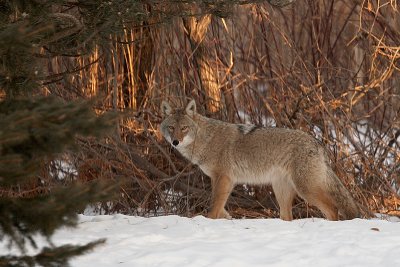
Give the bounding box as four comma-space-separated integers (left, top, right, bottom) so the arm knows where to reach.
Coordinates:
160, 99, 361, 221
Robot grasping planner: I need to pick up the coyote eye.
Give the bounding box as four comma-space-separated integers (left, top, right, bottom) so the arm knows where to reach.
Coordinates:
181, 126, 189, 131
167, 126, 174, 131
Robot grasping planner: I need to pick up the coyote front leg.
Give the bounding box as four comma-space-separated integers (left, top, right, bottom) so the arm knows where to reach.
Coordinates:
208, 175, 234, 219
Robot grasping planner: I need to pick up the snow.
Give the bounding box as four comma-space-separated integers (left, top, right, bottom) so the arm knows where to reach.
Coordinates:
43, 214, 400, 266
2, 214, 400, 266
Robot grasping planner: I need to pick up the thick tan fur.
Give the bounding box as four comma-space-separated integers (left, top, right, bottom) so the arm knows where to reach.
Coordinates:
160, 100, 361, 220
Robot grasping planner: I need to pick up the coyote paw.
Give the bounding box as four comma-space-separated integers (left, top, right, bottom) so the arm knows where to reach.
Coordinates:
207, 209, 232, 219
222, 209, 232, 219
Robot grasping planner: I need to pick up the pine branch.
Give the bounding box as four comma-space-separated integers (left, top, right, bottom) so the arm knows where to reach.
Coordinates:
0, 97, 116, 185
0, 239, 105, 267
0, 181, 117, 252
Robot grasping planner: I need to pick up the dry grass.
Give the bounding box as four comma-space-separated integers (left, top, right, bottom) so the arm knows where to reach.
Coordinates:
30, 0, 400, 218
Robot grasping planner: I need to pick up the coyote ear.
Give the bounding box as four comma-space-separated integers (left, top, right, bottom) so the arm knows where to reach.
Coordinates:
161, 101, 172, 117
185, 99, 196, 116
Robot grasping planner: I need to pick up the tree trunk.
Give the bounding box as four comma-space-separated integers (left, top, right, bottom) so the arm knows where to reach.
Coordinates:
183, 15, 221, 113
134, 19, 154, 109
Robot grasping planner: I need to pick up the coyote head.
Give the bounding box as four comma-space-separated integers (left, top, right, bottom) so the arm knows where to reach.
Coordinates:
160, 99, 198, 148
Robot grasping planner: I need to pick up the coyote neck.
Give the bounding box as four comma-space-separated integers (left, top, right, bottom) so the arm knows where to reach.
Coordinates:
176, 114, 225, 166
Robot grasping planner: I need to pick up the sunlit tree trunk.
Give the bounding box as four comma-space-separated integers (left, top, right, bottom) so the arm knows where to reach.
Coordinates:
183, 15, 221, 113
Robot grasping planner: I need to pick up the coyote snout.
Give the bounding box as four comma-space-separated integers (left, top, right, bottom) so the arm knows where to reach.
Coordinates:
172, 140, 179, 146
160, 99, 361, 221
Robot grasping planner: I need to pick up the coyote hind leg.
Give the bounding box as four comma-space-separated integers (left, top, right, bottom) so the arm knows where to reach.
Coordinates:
208, 175, 234, 219
309, 188, 339, 221
292, 173, 339, 221
272, 179, 297, 221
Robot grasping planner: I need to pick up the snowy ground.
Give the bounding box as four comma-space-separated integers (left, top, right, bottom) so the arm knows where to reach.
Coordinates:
43, 214, 400, 267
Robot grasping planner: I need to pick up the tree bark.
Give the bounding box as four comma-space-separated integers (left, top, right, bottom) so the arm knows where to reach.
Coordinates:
183, 15, 221, 113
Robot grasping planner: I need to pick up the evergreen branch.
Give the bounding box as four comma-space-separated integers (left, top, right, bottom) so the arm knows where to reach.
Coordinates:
37, 13, 83, 47
0, 239, 105, 267
0, 181, 117, 252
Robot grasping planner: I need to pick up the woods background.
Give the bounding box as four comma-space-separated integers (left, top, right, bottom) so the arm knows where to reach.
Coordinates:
3, 0, 400, 219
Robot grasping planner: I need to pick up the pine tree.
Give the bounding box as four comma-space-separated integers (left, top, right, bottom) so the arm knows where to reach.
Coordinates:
0, 1, 121, 266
